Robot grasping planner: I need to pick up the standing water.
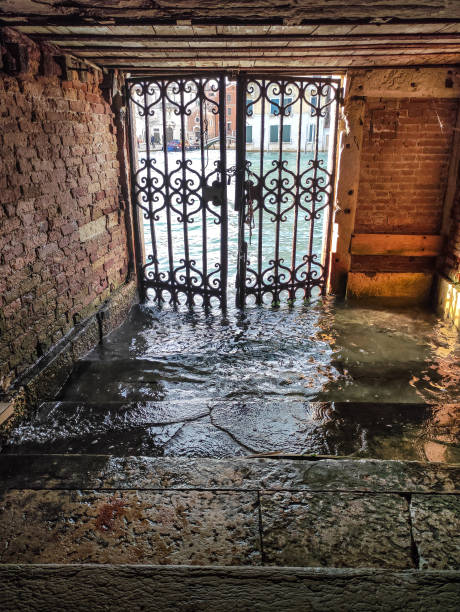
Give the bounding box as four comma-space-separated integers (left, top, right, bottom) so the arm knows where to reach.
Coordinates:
4, 294, 459, 462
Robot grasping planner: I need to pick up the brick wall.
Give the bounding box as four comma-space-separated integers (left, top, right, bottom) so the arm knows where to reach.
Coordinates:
352, 97, 458, 274
0, 29, 129, 391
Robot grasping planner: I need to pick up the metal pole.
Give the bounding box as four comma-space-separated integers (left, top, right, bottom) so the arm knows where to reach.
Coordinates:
235, 73, 247, 309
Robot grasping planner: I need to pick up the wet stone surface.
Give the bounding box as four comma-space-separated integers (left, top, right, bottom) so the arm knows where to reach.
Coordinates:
3, 399, 460, 461
411, 494, 460, 570
83, 301, 460, 407
162, 418, 247, 457
4, 300, 458, 460
260, 491, 414, 569
1, 457, 459, 493
2, 567, 460, 612
0, 489, 261, 565
0, 457, 458, 570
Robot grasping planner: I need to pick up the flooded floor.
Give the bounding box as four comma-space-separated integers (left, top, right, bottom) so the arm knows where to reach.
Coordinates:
3, 298, 460, 461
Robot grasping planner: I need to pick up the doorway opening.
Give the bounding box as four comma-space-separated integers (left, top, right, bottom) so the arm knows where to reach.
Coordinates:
127, 73, 341, 309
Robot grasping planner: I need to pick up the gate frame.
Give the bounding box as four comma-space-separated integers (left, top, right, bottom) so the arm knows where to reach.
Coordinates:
126, 71, 342, 309
234, 72, 342, 308
126, 73, 229, 308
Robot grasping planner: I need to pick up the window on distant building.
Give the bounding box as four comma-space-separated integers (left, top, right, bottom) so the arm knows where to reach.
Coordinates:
269, 125, 291, 143
270, 125, 278, 142
227, 122, 232, 132
228, 107, 232, 115
308, 124, 316, 142
246, 125, 253, 143
282, 124, 291, 142
310, 95, 317, 116
270, 98, 280, 115
270, 97, 292, 116
284, 97, 292, 116
227, 94, 231, 102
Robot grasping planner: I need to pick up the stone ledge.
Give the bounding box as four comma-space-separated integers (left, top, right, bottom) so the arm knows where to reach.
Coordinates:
0, 487, 458, 569
435, 273, 460, 330
0, 280, 137, 436
0, 565, 459, 612
0, 459, 458, 570
0, 456, 458, 493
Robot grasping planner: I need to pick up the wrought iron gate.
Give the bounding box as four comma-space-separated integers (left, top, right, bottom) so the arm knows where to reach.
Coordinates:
127, 73, 340, 309
127, 74, 228, 308
235, 74, 341, 307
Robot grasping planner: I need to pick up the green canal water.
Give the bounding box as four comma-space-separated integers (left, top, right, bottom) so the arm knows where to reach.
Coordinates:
141, 149, 329, 304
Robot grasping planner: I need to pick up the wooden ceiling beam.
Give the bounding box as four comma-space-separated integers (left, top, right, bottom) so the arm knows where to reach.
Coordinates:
67, 43, 460, 55
2, 16, 460, 27
25, 33, 460, 44
98, 56, 459, 66
117, 62, 460, 73
75, 51, 460, 61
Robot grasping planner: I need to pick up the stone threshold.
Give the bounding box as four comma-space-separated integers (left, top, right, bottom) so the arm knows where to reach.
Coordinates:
1, 455, 458, 492
0, 565, 459, 612
0, 456, 458, 570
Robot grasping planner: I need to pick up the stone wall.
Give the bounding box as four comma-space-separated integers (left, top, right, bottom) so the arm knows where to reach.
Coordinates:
332, 68, 460, 300
0, 28, 130, 392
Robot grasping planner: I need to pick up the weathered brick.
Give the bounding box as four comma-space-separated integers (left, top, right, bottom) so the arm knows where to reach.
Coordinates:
355, 97, 458, 236
0, 29, 128, 389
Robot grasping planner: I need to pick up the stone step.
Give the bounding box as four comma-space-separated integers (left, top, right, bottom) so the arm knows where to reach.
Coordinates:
1, 455, 459, 492
0, 456, 458, 572
3, 399, 459, 460
1, 565, 459, 612
57, 359, 211, 403
2, 399, 459, 460
55, 357, 460, 405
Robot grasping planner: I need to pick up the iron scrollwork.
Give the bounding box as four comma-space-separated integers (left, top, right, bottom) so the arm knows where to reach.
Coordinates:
127, 75, 228, 308
237, 75, 341, 307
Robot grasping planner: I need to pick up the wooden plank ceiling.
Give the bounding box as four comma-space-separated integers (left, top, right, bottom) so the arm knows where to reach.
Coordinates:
1, 1, 460, 72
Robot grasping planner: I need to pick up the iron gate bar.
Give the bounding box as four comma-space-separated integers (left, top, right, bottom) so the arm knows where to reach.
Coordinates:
235, 75, 247, 309
126, 73, 228, 308
235, 73, 341, 307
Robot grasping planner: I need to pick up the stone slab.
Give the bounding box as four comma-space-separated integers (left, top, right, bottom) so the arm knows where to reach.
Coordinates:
163, 420, 247, 457
260, 491, 413, 569
3, 401, 211, 453
209, 400, 460, 458
211, 400, 328, 454
0, 456, 459, 493
411, 494, 460, 570
78, 217, 106, 242
0, 489, 261, 565
1, 566, 459, 612
346, 272, 433, 301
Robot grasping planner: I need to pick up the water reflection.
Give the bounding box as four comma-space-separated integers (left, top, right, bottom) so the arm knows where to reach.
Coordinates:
6, 298, 451, 461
